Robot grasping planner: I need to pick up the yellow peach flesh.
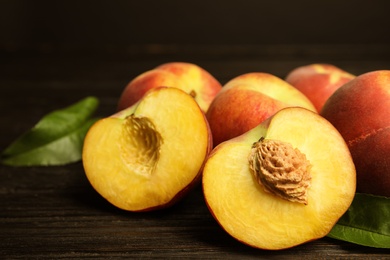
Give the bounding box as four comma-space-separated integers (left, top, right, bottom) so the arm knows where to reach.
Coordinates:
203, 108, 356, 250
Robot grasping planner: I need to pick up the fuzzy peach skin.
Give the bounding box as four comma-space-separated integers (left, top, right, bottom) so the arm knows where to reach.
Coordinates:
285, 63, 355, 112
117, 62, 222, 113
206, 72, 316, 146
321, 70, 390, 197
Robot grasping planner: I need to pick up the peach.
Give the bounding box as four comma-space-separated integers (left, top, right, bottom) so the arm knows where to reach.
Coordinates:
117, 62, 222, 113
321, 70, 390, 197
83, 87, 212, 212
285, 63, 355, 112
206, 72, 316, 146
203, 107, 356, 250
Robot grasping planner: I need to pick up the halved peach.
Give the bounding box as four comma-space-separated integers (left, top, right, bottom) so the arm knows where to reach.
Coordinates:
83, 87, 212, 212
202, 107, 356, 250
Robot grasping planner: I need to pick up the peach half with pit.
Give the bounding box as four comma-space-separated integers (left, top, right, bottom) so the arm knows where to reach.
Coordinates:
285, 63, 355, 112
202, 107, 356, 250
83, 87, 212, 212
321, 70, 390, 197
206, 72, 316, 146
117, 62, 222, 113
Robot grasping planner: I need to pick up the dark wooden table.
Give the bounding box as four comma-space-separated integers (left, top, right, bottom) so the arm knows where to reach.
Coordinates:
1, 44, 390, 259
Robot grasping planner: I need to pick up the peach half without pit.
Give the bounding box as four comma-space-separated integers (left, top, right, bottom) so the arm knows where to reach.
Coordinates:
202, 107, 356, 250
83, 87, 212, 212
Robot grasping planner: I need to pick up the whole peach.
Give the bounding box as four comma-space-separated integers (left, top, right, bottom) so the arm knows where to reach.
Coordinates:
285, 63, 355, 112
321, 70, 390, 197
206, 72, 316, 146
117, 62, 222, 113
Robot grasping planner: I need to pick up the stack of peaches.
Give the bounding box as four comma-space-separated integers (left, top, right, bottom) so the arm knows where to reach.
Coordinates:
82, 62, 389, 250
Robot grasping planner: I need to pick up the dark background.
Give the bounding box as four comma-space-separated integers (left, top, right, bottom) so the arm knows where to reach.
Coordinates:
1, 0, 390, 51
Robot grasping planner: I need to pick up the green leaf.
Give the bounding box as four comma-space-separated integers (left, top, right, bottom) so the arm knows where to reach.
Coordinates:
327, 193, 390, 248
1, 96, 100, 166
